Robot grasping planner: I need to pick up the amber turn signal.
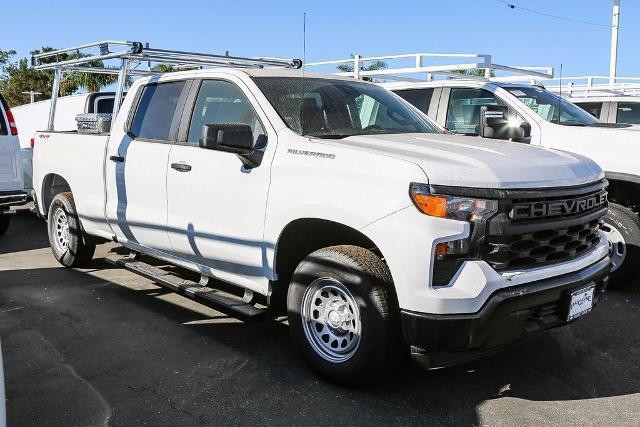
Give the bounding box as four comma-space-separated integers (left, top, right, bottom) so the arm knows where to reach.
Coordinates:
412, 194, 447, 218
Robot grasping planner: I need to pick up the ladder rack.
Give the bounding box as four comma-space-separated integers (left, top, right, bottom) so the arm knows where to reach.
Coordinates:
305, 52, 553, 82
32, 40, 302, 130
541, 76, 640, 98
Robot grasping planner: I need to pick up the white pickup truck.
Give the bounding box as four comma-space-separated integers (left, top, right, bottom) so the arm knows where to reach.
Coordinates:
33, 42, 611, 385
0, 92, 28, 235
387, 80, 640, 286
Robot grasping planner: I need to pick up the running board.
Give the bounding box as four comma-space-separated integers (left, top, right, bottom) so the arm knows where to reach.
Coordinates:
105, 254, 269, 321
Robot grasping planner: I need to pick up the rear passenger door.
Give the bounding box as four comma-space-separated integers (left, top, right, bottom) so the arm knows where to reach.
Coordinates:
105, 80, 190, 253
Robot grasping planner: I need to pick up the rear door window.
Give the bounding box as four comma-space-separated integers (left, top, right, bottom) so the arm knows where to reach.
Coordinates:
130, 81, 186, 141
394, 88, 434, 115
576, 102, 604, 119
616, 102, 640, 124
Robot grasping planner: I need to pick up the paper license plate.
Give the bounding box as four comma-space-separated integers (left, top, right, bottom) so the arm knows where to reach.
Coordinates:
567, 284, 595, 321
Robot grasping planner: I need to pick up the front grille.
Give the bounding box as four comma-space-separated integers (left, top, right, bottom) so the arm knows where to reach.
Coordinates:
483, 219, 602, 270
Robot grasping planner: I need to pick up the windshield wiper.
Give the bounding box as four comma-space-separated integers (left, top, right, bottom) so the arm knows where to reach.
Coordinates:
307, 134, 353, 139
560, 122, 587, 127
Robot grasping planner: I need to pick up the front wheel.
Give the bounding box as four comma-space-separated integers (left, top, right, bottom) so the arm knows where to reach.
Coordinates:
287, 245, 402, 386
602, 203, 640, 288
47, 192, 96, 267
0, 213, 9, 236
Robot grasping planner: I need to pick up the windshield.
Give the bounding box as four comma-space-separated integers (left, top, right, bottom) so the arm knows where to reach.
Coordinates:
505, 86, 600, 126
252, 77, 441, 138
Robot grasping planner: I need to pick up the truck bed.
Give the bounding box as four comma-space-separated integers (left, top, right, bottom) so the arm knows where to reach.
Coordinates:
33, 131, 111, 236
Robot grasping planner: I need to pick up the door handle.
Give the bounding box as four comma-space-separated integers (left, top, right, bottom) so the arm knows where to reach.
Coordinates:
171, 162, 192, 172
109, 155, 125, 163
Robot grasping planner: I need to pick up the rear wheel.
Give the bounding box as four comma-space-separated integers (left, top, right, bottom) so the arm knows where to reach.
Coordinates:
602, 203, 640, 288
0, 213, 9, 236
47, 192, 95, 267
287, 245, 402, 386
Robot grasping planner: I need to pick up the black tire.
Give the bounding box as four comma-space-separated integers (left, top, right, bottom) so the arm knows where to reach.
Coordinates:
602, 203, 640, 288
287, 245, 402, 386
0, 214, 9, 236
47, 192, 96, 267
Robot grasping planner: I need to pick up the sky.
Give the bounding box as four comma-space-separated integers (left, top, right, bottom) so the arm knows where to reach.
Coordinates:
2, 0, 638, 78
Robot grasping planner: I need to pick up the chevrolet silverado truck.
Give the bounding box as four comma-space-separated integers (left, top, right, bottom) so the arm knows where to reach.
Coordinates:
32, 42, 611, 385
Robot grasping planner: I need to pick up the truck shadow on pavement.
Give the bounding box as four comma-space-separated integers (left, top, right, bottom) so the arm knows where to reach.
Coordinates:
0, 212, 49, 254
1, 260, 639, 425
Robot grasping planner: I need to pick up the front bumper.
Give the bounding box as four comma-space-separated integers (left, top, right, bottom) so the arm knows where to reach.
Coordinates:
0, 191, 28, 209
402, 255, 610, 368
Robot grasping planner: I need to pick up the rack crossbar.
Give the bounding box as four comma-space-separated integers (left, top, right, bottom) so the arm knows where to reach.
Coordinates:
306, 52, 553, 82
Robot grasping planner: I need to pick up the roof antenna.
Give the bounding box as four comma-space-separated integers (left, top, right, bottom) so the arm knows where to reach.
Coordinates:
301, 12, 307, 134
557, 63, 563, 124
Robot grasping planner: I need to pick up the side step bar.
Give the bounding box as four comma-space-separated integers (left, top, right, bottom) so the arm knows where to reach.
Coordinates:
105, 254, 269, 322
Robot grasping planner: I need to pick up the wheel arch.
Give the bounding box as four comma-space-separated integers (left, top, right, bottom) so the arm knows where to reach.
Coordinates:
605, 172, 640, 212
269, 217, 387, 315
40, 173, 72, 217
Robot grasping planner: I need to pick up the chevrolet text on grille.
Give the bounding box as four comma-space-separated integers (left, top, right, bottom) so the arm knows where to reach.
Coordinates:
510, 191, 608, 220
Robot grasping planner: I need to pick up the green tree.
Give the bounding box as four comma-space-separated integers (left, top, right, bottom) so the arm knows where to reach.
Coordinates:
0, 47, 123, 106
0, 47, 81, 106
336, 55, 387, 82
151, 64, 176, 73
450, 68, 496, 78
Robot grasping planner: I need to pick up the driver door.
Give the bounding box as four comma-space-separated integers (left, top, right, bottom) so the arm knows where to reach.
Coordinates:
165, 78, 275, 290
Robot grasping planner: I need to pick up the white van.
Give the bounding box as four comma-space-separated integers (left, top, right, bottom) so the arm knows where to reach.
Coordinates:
0, 92, 28, 234
11, 92, 118, 191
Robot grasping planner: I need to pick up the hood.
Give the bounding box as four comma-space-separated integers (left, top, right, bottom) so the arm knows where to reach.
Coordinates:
318, 133, 604, 189
541, 122, 640, 176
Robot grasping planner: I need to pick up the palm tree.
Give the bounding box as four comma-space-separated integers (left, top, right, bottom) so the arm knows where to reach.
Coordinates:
336, 55, 387, 82
63, 59, 120, 93
450, 68, 496, 78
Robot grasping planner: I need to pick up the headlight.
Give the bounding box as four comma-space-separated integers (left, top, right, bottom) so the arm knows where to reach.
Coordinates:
409, 183, 498, 222
409, 183, 499, 286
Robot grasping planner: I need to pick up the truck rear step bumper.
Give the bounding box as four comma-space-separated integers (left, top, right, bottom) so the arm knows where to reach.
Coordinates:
402, 256, 610, 368
0, 191, 28, 208
105, 254, 269, 322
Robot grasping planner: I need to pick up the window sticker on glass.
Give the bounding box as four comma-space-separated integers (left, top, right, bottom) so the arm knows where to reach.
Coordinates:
510, 90, 528, 97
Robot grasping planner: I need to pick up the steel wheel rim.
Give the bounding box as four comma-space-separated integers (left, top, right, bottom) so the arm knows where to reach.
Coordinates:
52, 207, 70, 253
301, 278, 361, 363
602, 222, 626, 272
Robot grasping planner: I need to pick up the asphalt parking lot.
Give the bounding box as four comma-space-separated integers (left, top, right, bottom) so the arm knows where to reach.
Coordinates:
1, 212, 640, 426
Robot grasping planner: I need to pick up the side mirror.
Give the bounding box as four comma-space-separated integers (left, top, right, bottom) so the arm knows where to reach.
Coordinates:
199, 123, 266, 169
479, 105, 509, 138
200, 123, 254, 154
479, 105, 530, 143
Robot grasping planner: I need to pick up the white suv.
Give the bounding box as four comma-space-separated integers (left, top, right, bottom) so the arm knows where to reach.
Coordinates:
0, 93, 27, 235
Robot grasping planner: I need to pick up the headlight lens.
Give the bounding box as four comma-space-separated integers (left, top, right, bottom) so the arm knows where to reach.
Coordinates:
409, 183, 498, 222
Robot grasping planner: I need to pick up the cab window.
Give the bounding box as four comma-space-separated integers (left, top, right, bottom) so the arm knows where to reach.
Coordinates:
130, 81, 186, 141
394, 88, 434, 115
616, 102, 640, 124
576, 102, 603, 119
187, 80, 264, 145
446, 88, 510, 135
